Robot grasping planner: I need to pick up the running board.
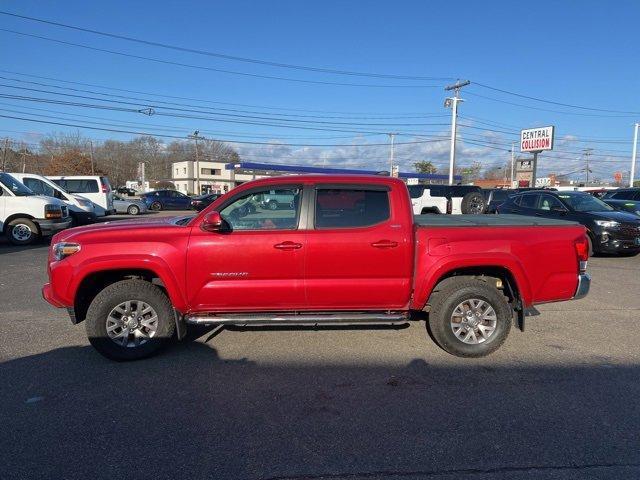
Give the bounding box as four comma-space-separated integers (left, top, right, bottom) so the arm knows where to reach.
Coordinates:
185, 312, 409, 326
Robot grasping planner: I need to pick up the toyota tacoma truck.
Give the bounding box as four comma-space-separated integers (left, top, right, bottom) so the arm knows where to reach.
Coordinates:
43, 175, 591, 361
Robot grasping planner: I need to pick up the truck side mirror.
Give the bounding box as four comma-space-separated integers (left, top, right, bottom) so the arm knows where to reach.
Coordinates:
201, 211, 225, 232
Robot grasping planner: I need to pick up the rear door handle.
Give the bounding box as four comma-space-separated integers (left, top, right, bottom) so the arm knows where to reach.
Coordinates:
274, 241, 302, 250
371, 240, 398, 249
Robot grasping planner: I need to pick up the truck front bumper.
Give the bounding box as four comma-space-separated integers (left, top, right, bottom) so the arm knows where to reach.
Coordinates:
574, 273, 591, 299
37, 217, 73, 236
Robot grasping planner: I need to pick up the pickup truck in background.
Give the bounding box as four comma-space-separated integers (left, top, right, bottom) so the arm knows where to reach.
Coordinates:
408, 184, 486, 215
43, 175, 591, 361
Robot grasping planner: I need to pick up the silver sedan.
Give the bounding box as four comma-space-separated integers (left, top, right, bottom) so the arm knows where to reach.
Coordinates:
112, 195, 148, 215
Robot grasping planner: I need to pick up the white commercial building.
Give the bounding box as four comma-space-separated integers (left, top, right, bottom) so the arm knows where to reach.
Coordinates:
172, 160, 266, 195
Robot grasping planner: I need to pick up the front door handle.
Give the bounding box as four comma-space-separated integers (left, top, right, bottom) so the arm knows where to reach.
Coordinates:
371, 240, 398, 249
274, 241, 302, 250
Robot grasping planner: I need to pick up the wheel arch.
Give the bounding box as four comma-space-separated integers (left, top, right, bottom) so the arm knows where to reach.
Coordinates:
423, 266, 524, 330
71, 267, 186, 338
3, 213, 38, 235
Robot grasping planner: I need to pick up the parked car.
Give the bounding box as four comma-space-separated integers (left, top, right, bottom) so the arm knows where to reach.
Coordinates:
408, 184, 486, 214
10, 172, 96, 226
602, 198, 640, 217
0, 172, 72, 245
190, 192, 222, 211
140, 189, 192, 211
48, 175, 116, 216
602, 188, 640, 201
482, 188, 513, 213
116, 187, 138, 197
43, 175, 590, 361
113, 194, 148, 215
497, 190, 640, 255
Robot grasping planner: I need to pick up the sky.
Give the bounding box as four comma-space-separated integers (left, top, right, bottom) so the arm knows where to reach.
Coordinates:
0, 0, 639, 182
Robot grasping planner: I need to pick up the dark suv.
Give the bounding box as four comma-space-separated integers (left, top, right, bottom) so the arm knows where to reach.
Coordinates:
497, 190, 640, 255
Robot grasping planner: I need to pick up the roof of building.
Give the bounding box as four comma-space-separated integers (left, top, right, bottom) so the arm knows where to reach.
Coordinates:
225, 161, 461, 181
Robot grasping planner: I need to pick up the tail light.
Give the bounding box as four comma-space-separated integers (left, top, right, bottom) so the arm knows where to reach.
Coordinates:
101, 183, 108, 193
574, 236, 589, 273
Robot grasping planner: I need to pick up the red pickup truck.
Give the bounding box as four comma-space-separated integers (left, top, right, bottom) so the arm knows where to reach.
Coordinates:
43, 175, 590, 361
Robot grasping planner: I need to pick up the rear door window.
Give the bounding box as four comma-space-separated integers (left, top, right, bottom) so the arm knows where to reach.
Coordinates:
519, 194, 539, 209
315, 188, 390, 228
612, 191, 636, 200
407, 186, 425, 199
56, 179, 99, 193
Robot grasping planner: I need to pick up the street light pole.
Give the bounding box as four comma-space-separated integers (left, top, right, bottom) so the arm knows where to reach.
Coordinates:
444, 80, 470, 185
510, 142, 515, 187
188, 130, 202, 194
630, 123, 639, 188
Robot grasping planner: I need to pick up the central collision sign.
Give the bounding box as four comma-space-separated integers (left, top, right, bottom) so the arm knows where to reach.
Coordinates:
520, 126, 554, 152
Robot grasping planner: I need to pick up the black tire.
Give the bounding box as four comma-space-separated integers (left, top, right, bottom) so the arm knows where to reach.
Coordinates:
85, 279, 175, 361
7, 218, 40, 246
427, 277, 512, 358
267, 200, 278, 210
460, 192, 486, 214
150, 201, 162, 211
127, 204, 140, 215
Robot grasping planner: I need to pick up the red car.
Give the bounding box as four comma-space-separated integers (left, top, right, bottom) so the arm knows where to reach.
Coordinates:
43, 175, 590, 361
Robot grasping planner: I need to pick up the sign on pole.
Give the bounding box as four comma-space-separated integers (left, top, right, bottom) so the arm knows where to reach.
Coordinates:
520, 126, 554, 152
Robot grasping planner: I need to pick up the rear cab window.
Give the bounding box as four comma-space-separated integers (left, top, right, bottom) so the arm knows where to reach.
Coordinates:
315, 187, 390, 228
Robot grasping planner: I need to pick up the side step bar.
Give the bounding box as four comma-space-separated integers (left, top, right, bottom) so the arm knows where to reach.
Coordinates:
185, 312, 409, 327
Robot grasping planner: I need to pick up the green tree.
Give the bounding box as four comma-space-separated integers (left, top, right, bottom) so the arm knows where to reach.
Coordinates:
413, 161, 437, 174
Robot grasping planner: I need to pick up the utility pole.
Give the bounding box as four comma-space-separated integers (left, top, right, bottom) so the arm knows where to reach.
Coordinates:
188, 130, 202, 194
388, 133, 396, 177
444, 80, 470, 185
89, 140, 95, 175
583, 148, 593, 185
20, 142, 31, 173
1, 138, 8, 171
630, 123, 639, 188
510, 142, 516, 187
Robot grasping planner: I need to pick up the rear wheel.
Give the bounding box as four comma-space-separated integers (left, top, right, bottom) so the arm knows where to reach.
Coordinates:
150, 201, 162, 211
267, 200, 278, 210
427, 277, 512, 357
127, 204, 140, 215
460, 192, 486, 214
85, 280, 175, 361
7, 218, 40, 246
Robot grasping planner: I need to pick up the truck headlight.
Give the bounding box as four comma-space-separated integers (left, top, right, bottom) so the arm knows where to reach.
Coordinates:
77, 199, 92, 208
594, 220, 620, 228
44, 204, 63, 219
53, 242, 81, 261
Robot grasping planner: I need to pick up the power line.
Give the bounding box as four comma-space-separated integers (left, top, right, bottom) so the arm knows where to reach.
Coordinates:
0, 113, 449, 147
0, 10, 454, 82
0, 74, 451, 120
474, 82, 640, 115
0, 69, 435, 116
0, 28, 444, 89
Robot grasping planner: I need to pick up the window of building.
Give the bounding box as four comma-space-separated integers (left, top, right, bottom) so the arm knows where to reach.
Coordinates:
201, 168, 222, 175
183, 167, 187, 174
315, 188, 390, 228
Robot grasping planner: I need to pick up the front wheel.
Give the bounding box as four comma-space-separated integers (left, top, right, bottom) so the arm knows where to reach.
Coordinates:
427, 277, 512, 357
7, 218, 40, 246
85, 280, 175, 361
150, 201, 162, 211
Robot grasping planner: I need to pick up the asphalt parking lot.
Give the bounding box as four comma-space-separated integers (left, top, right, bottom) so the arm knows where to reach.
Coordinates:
1, 218, 639, 479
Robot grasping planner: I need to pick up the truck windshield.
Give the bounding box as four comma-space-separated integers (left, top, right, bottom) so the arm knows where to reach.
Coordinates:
0, 173, 35, 196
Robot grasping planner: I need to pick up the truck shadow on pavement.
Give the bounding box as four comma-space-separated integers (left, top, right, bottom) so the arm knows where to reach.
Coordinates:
1, 338, 640, 480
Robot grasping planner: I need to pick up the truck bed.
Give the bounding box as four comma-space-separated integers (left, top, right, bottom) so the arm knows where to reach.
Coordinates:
414, 214, 578, 227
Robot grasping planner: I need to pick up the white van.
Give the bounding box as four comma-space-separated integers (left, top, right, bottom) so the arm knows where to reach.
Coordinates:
47, 175, 116, 216
0, 172, 72, 245
10, 173, 97, 225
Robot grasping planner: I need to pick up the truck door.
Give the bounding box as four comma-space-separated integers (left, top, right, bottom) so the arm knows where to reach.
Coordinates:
186, 185, 307, 311
304, 184, 413, 310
